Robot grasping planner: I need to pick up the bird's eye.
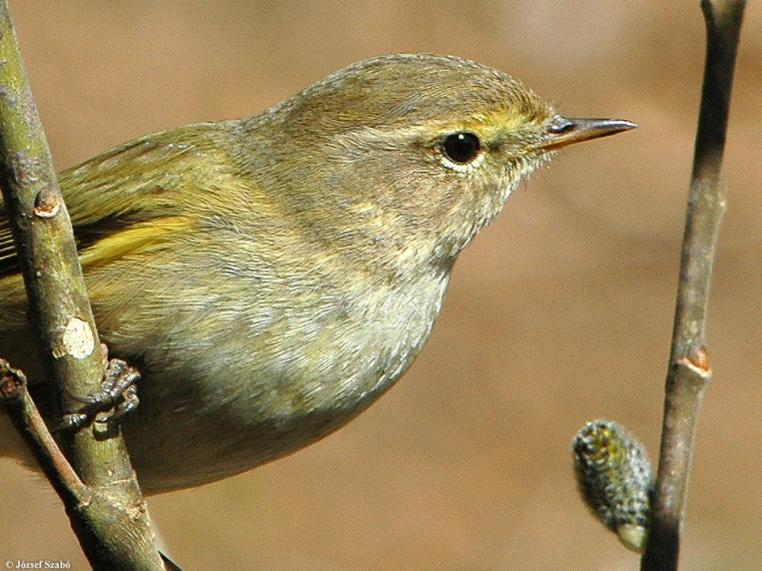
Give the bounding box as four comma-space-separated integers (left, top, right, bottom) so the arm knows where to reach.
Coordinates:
441, 132, 481, 165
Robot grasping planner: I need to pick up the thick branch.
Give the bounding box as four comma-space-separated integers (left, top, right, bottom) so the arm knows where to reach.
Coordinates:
641, 1, 745, 569
0, 2, 163, 569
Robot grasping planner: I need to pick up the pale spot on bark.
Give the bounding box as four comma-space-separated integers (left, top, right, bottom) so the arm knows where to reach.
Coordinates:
57, 317, 95, 359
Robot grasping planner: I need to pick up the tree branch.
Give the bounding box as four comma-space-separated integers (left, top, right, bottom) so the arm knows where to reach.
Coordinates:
0, 2, 163, 569
641, 1, 745, 569
0, 360, 89, 506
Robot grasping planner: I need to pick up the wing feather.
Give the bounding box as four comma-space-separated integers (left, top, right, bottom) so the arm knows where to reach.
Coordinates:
0, 124, 227, 278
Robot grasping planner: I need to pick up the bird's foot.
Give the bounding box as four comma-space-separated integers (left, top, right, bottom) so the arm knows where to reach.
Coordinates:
57, 346, 140, 431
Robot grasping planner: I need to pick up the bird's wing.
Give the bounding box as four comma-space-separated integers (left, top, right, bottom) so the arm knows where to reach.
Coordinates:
0, 126, 218, 278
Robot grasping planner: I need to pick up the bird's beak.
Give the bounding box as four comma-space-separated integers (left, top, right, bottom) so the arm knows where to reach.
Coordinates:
539, 117, 637, 151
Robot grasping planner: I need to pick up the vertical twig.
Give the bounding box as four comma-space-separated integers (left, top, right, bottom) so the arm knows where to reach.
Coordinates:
0, 2, 163, 569
641, 1, 745, 569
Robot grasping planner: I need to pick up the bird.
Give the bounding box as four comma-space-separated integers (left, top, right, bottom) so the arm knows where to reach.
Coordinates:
0, 53, 634, 493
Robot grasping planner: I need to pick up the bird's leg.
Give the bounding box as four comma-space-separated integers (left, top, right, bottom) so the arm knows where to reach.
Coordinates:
57, 344, 140, 431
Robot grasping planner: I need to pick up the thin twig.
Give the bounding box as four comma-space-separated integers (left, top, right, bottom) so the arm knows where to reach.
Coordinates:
641, 1, 745, 569
0, 2, 163, 569
0, 360, 89, 506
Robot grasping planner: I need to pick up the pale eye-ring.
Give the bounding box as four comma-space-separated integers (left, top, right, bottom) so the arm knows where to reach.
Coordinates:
441, 132, 482, 166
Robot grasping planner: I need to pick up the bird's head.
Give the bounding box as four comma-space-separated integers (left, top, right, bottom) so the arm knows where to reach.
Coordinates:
254, 54, 635, 274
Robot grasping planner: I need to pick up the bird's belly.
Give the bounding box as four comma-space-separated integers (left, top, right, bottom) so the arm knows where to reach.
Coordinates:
124, 342, 415, 493
123, 361, 400, 493
119, 274, 450, 493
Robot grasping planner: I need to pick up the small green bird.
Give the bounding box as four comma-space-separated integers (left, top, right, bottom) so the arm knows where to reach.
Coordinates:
0, 54, 634, 492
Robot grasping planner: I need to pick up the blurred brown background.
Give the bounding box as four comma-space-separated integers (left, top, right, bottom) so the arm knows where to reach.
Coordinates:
1, 2, 760, 569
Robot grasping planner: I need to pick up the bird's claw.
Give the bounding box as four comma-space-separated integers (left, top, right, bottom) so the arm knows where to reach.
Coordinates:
56, 357, 140, 431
